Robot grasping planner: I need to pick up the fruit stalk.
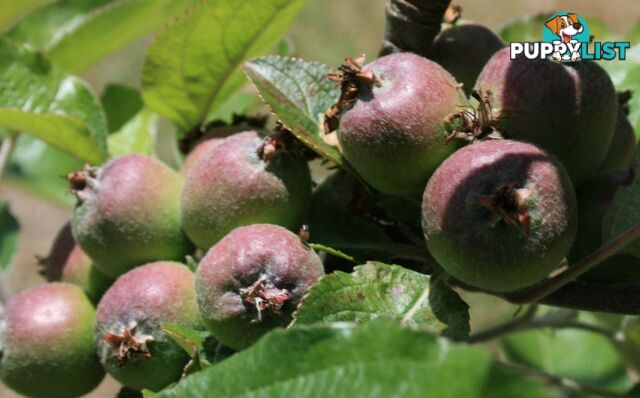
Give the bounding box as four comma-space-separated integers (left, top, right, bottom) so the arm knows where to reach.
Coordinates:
380, 0, 451, 56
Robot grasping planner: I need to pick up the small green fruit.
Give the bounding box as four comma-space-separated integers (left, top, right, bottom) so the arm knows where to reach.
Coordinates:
427, 23, 503, 95
598, 106, 637, 172
475, 48, 617, 186
569, 170, 640, 282
180, 131, 312, 249
422, 140, 577, 292
0, 283, 104, 398
71, 155, 194, 278
94, 261, 203, 392
196, 224, 324, 350
43, 222, 113, 303
336, 52, 466, 195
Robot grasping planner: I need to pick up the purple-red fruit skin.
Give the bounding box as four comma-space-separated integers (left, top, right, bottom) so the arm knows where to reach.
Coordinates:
180, 131, 312, 250
72, 154, 193, 278
475, 48, 617, 187
44, 222, 113, 303
94, 261, 203, 392
180, 137, 223, 175
599, 107, 637, 172
196, 224, 324, 350
422, 140, 577, 292
0, 283, 104, 398
427, 23, 504, 95
338, 52, 465, 195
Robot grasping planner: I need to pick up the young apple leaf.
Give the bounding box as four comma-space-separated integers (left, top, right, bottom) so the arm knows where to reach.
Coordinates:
244, 56, 343, 165
8, 0, 198, 73
142, 0, 308, 132
293, 262, 470, 341
156, 321, 558, 398
0, 202, 20, 273
0, 38, 107, 164
0, 0, 52, 31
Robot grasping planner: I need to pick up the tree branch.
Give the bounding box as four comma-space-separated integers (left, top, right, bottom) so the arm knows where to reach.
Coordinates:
380, 0, 451, 56
535, 280, 640, 315
502, 222, 640, 305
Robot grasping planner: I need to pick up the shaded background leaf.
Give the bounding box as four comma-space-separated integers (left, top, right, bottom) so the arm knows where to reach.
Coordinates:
502, 313, 630, 391
101, 84, 144, 133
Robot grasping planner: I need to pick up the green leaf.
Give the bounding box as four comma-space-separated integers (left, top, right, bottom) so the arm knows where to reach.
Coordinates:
142, 0, 308, 132
9, 0, 199, 73
293, 262, 469, 340
156, 321, 558, 398
0, 202, 20, 273
502, 317, 628, 388
0, 38, 107, 164
0, 0, 53, 31
101, 84, 143, 133
244, 56, 342, 165
6, 135, 82, 206
603, 147, 640, 257
107, 108, 157, 158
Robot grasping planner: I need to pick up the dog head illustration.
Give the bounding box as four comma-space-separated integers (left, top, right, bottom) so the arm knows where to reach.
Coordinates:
545, 13, 583, 43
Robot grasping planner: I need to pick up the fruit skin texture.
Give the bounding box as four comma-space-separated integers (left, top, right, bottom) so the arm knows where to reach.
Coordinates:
475, 48, 617, 187
196, 224, 324, 350
427, 23, 503, 95
0, 283, 104, 398
180, 131, 312, 250
569, 170, 640, 282
72, 154, 193, 278
337, 52, 465, 195
598, 107, 637, 172
180, 137, 223, 175
44, 222, 113, 303
94, 261, 203, 392
422, 140, 577, 292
